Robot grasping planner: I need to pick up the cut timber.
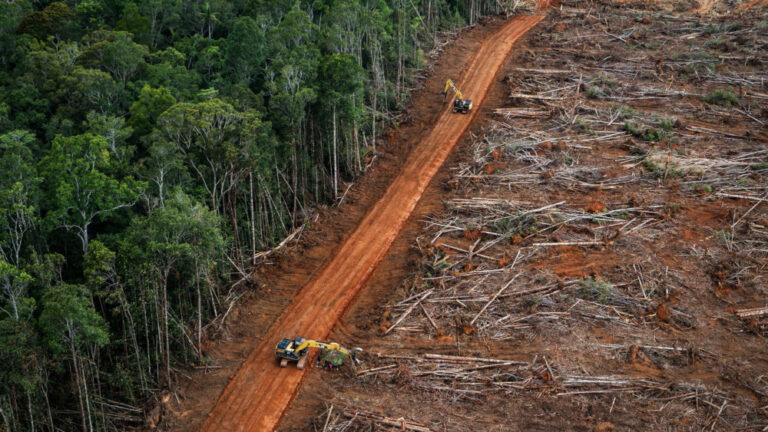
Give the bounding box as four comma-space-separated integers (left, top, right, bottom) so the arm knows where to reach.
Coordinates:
471, 271, 521, 325
734, 307, 768, 319
356, 364, 398, 376
423, 354, 526, 364
493, 107, 550, 117
384, 290, 433, 335
716, 193, 768, 203
342, 409, 432, 432
512, 67, 572, 74
509, 92, 567, 101
532, 241, 602, 247
199, 14, 546, 432
686, 126, 748, 140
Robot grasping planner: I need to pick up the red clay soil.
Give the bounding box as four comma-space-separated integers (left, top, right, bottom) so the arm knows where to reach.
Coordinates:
738, 0, 768, 10
199, 14, 546, 432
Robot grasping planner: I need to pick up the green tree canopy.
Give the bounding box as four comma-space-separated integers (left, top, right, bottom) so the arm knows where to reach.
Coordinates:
128, 85, 176, 137
81, 30, 149, 87
39, 133, 144, 253
0, 130, 40, 266
39, 282, 109, 356
16, 2, 76, 41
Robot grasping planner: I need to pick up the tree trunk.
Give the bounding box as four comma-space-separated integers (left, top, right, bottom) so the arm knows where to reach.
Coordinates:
229, 189, 241, 264
25, 391, 34, 432
68, 331, 88, 432
352, 94, 361, 173
81, 357, 94, 432
291, 146, 297, 227
372, 86, 377, 154
0, 404, 11, 432
249, 173, 256, 265
332, 105, 338, 200
121, 292, 146, 393
195, 257, 202, 362
40, 374, 54, 430
162, 273, 171, 387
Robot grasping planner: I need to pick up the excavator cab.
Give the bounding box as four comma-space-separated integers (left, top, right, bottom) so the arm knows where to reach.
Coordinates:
442, 79, 472, 114
275, 337, 305, 361
453, 98, 473, 114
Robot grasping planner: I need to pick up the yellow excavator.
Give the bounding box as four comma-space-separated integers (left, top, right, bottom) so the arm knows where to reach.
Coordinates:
442, 79, 473, 114
275, 337, 361, 370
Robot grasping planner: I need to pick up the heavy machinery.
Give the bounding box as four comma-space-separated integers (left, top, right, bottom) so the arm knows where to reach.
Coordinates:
275, 337, 361, 370
442, 79, 473, 114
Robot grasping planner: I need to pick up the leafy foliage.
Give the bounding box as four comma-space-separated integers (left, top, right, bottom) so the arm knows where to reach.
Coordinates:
702, 87, 740, 107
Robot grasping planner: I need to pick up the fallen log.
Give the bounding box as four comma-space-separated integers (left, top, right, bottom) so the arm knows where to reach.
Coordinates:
356, 364, 398, 376
509, 92, 567, 101
471, 272, 522, 325
342, 409, 432, 432
734, 306, 768, 319
716, 193, 767, 202
493, 107, 550, 118
384, 290, 433, 335
423, 353, 526, 364
532, 241, 602, 247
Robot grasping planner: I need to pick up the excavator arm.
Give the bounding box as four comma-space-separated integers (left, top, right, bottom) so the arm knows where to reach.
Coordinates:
275, 337, 361, 369
293, 339, 351, 357
443, 79, 463, 100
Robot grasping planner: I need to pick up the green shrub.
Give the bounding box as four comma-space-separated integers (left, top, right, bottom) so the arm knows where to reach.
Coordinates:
705, 38, 725, 49
691, 183, 712, 193
658, 118, 675, 130
624, 121, 640, 136
576, 279, 621, 305
642, 156, 686, 178
703, 88, 740, 107
625, 122, 667, 142
643, 128, 666, 142
586, 86, 602, 99
615, 104, 636, 119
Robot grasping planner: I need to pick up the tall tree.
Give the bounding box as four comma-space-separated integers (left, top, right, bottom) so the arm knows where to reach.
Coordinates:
224, 16, 268, 85
39, 134, 143, 253
120, 190, 222, 383
0, 130, 40, 266
128, 85, 176, 138
84, 111, 135, 166
39, 283, 109, 432
156, 98, 267, 214
81, 31, 149, 87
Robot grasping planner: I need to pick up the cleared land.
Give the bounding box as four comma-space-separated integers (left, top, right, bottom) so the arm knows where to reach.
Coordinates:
278, 0, 768, 430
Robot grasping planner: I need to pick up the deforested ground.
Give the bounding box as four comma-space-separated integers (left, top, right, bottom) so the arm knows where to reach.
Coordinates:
279, 1, 768, 430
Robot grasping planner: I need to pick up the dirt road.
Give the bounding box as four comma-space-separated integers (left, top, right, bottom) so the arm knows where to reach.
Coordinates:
199, 13, 545, 432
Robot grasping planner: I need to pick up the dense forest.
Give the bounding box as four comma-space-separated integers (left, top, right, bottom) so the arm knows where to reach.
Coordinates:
0, 0, 511, 429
